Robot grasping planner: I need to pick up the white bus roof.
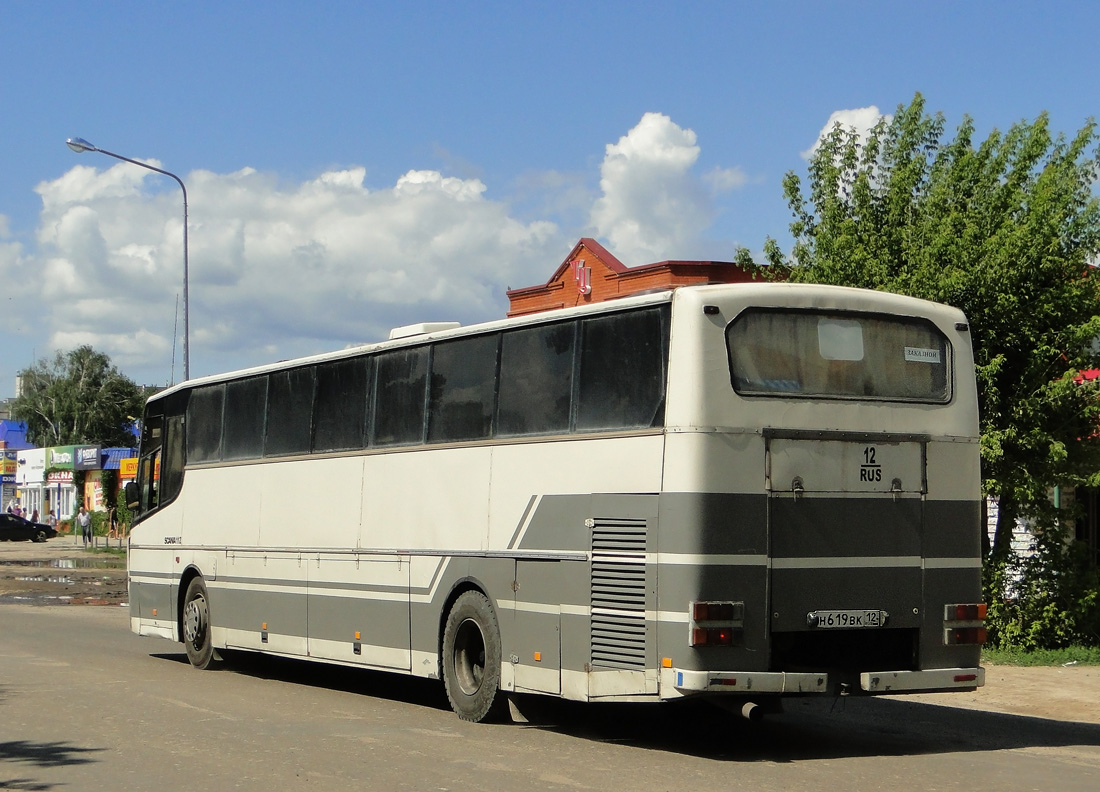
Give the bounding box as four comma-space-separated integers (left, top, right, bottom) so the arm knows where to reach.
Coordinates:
147, 282, 965, 404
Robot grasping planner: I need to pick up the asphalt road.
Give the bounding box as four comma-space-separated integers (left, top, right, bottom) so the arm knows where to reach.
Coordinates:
2, 605, 1099, 791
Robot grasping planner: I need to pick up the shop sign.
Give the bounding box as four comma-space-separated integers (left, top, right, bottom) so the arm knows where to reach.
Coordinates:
75, 445, 102, 471
47, 446, 75, 469
16, 449, 46, 486
2, 451, 15, 485
47, 470, 74, 484
120, 458, 139, 478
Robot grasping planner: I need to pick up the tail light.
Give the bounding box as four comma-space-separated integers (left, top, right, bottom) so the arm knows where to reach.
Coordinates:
951, 603, 987, 621
943, 603, 987, 645
689, 601, 744, 647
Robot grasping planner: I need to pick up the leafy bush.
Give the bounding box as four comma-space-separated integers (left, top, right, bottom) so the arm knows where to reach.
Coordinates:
91, 511, 108, 537
984, 518, 1100, 650
116, 499, 132, 531
70, 509, 124, 538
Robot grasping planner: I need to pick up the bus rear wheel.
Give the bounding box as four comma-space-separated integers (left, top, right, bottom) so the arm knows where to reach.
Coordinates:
442, 591, 503, 722
182, 577, 216, 669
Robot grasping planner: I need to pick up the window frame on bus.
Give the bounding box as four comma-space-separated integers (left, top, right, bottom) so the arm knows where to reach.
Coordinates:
725, 306, 954, 404
135, 390, 188, 519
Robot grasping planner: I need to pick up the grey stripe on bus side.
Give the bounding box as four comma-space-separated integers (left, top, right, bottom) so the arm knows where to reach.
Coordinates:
130, 490, 982, 680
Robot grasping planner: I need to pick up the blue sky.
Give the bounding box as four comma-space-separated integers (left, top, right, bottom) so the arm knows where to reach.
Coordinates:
1, 1, 1098, 391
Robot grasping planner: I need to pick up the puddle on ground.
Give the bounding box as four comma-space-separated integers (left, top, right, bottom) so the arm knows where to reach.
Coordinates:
1, 558, 125, 570
0, 558, 128, 606
0, 594, 126, 606
14, 575, 77, 584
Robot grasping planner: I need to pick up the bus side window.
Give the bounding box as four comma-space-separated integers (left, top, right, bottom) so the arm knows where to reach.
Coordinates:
575, 307, 669, 431
372, 348, 428, 447
161, 414, 186, 503
188, 385, 225, 463
224, 376, 268, 460
313, 357, 370, 452
266, 368, 316, 457
428, 334, 499, 443
497, 322, 575, 437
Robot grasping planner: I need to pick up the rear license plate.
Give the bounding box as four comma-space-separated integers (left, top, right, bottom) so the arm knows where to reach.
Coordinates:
809, 609, 887, 629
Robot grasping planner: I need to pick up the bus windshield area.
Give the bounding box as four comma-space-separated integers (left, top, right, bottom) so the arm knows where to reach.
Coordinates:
727, 308, 950, 402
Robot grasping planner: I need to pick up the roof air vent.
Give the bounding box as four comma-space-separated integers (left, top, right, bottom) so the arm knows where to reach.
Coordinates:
388, 321, 461, 340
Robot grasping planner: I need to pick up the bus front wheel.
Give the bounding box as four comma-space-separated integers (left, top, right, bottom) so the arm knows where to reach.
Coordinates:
182, 577, 216, 669
442, 591, 503, 722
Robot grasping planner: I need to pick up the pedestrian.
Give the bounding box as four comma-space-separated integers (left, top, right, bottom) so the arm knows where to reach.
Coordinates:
29, 508, 39, 523
47, 510, 58, 531
77, 506, 92, 547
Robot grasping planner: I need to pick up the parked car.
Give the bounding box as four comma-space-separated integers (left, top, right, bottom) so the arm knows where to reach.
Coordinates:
0, 513, 58, 542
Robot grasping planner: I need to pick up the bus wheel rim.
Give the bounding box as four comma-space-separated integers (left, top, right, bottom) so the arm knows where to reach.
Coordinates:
184, 594, 208, 646
453, 617, 486, 695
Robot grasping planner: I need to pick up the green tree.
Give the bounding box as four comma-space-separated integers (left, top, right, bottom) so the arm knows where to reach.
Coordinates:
12, 345, 149, 448
766, 93, 1100, 558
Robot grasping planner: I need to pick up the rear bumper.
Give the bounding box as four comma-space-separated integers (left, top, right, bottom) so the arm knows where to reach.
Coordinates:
668, 668, 828, 695
667, 666, 984, 697
860, 667, 985, 693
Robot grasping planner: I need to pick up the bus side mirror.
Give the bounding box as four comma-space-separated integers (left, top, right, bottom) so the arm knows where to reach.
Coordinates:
124, 481, 140, 511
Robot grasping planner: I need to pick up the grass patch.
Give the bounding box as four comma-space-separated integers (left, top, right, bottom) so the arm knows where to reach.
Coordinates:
983, 646, 1100, 666
83, 545, 127, 557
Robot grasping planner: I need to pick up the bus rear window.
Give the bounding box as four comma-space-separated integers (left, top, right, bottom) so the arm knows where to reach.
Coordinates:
727, 309, 950, 402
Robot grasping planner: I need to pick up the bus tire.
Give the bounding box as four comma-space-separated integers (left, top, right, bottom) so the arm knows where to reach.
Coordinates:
442, 590, 504, 723
182, 577, 217, 670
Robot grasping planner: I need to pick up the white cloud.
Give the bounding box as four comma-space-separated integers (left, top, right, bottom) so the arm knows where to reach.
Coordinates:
23, 160, 563, 383
512, 169, 591, 217
52, 327, 171, 362
704, 166, 749, 193
0, 217, 28, 337
590, 112, 744, 265
801, 106, 891, 160
9, 112, 746, 386
0, 214, 22, 270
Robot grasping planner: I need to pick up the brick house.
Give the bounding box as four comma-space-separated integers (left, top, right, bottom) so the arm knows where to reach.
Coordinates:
506, 238, 762, 317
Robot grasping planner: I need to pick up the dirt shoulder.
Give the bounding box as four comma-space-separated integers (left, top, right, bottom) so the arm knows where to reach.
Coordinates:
906, 662, 1100, 725
1, 536, 1098, 724
0, 532, 127, 605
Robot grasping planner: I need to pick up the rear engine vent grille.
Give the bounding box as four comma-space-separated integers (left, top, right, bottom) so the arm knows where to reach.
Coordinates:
590, 518, 649, 670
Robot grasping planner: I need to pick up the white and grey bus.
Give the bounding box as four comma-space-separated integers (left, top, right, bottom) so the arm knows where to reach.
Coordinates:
127, 282, 986, 722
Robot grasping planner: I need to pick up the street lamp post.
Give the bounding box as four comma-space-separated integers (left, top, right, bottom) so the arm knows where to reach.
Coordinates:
66, 137, 190, 381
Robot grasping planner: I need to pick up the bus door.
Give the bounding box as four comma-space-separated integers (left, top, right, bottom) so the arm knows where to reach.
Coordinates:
765, 433, 926, 677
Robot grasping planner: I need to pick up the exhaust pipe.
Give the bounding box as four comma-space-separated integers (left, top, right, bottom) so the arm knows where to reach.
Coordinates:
740, 701, 764, 722
711, 697, 781, 721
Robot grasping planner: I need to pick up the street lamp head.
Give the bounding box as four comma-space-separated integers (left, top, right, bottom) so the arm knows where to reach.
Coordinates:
66, 137, 97, 154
